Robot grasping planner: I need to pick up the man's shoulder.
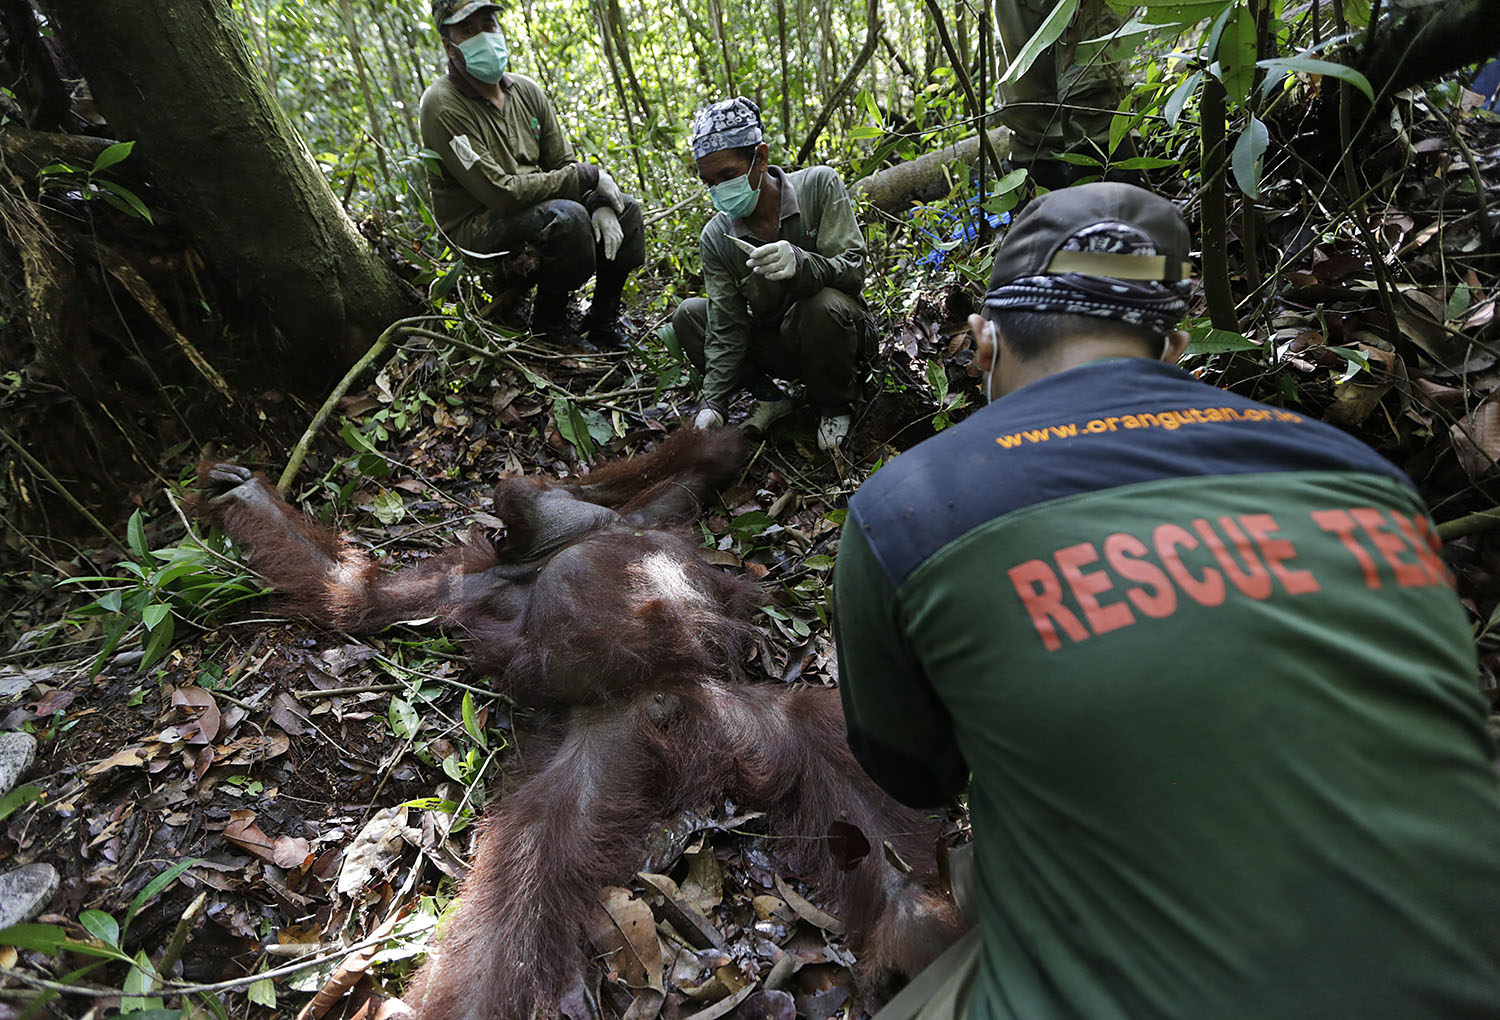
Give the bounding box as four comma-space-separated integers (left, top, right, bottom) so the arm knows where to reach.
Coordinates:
699, 213, 734, 247
850, 358, 1413, 586
419, 75, 465, 117
505, 73, 554, 105
791, 164, 849, 196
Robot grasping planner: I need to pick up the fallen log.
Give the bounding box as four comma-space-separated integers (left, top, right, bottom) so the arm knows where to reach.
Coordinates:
853, 126, 1010, 215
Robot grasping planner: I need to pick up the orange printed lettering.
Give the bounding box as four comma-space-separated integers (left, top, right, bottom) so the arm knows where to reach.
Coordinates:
1103, 533, 1177, 618
1008, 559, 1090, 652
1311, 509, 1382, 588
1055, 542, 1134, 636
1351, 508, 1428, 588
1240, 513, 1319, 595
1388, 511, 1449, 586
1153, 524, 1226, 607
1192, 517, 1272, 600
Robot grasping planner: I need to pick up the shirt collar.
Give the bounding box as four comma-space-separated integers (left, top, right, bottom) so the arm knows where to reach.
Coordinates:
728, 165, 799, 238
448, 64, 515, 100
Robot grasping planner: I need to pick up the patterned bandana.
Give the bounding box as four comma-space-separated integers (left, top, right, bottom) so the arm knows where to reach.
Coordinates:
691, 97, 764, 160
984, 222, 1192, 334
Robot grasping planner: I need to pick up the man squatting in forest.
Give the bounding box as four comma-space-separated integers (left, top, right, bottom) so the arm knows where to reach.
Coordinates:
665, 97, 869, 453
419, 0, 644, 349
835, 182, 1500, 1018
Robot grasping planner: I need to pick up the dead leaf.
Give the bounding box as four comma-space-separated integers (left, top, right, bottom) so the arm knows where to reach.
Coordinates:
679, 848, 723, 914
170, 686, 221, 745
827, 820, 870, 871
679, 983, 755, 1020
772, 875, 844, 934
1452, 401, 1500, 479
273, 835, 313, 869
589, 886, 664, 1017
86, 745, 148, 775
337, 806, 413, 895
637, 872, 725, 950
224, 811, 278, 863
269, 693, 309, 737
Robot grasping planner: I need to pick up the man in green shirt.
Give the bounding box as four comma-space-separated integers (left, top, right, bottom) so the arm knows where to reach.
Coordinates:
835, 183, 1500, 1017
666, 97, 868, 452
419, 0, 644, 348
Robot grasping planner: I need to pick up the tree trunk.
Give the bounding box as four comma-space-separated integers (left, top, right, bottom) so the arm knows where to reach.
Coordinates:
1357, 0, 1500, 100
34, 0, 415, 382
853, 127, 1010, 213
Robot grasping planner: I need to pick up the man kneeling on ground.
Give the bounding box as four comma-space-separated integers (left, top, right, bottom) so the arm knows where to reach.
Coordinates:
834, 182, 1500, 1018
666, 97, 869, 452
419, 0, 644, 348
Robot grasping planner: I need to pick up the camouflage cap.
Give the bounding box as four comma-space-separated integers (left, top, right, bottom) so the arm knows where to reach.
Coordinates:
984, 183, 1194, 335
989, 182, 1192, 290
432, 0, 500, 27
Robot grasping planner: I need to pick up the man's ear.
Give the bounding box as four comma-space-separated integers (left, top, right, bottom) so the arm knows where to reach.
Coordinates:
1162, 328, 1190, 365
969, 313, 995, 372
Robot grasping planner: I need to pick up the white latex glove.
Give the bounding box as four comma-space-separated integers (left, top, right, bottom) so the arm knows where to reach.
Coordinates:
747, 239, 798, 281
592, 206, 623, 262
693, 406, 725, 430
594, 168, 626, 213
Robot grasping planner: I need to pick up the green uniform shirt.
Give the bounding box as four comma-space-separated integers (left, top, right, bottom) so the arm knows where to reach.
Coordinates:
698, 165, 865, 405
418, 71, 585, 242
835, 358, 1500, 1018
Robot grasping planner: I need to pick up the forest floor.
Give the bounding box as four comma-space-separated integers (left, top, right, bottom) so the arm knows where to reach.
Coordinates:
3, 87, 1500, 1020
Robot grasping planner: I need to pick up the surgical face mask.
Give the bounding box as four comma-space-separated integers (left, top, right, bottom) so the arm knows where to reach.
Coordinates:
455, 28, 508, 83
709, 171, 760, 218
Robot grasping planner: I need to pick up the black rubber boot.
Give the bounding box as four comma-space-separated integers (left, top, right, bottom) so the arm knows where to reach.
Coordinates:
582, 275, 628, 349
532, 289, 585, 348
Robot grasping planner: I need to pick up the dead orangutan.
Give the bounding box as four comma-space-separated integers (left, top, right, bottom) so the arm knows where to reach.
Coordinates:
198, 426, 965, 1020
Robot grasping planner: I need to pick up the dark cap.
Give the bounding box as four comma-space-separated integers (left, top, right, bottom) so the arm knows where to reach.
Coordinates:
989, 182, 1192, 290
432, 0, 500, 27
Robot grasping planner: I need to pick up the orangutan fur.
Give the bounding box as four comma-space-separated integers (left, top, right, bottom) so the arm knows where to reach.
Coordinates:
197, 426, 965, 1020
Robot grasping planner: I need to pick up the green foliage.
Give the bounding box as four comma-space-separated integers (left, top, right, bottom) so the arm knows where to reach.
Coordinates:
60, 509, 263, 678
0, 859, 204, 1020
35, 140, 154, 222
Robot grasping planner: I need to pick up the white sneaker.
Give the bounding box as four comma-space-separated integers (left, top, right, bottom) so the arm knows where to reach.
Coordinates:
817, 412, 852, 452
744, 397, 794, 433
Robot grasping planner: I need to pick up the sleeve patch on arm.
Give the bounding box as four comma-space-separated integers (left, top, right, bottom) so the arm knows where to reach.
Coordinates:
450, 134, 480, 170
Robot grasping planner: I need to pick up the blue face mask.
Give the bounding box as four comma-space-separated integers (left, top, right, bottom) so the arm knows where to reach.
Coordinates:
709, 171, 760, 218
456, 28, 508, 84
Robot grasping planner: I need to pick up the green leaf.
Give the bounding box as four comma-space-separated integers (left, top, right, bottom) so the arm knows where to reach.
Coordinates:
94, 179, 154, 223
127, 510, 148, 560
1257, 56, 1374, 102
1215, 2, 1257, 105
849, 125, 883, 140
1186, 328, 1259, 354
1447, 283, 1472, 321
247, 976, 276, 1008
999, 0, 1080, 88
141, 603, 170, 631
91, 140, 135, 175
551, 397, 596, 460
124, 857, 202, 927
79, 910, 120, 947
1131, 0, 1232, 27
461, 692, 486, 748
121, 948, 163, 1012
370, 489, 405, 526
926, 359, 950, 405
0, 785, 42, 825
1163, 70, 1202, 127
802, 555, 836, 571
98, 591, 124, 614
118, 1011, 180, 1020
140, 614, 175, 670
1231, 114, 1269, 197
389, 697, 420, 741
0, 923, 128, 960
1112, 156, 1181, 170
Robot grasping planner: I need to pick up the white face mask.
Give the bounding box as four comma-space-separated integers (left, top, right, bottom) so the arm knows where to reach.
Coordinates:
983, 320, 1000, 403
